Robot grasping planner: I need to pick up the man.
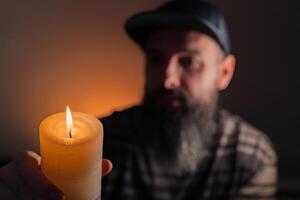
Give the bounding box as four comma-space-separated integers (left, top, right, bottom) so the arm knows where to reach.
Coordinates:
0, 0, 277, 199
101, 0, 277, 199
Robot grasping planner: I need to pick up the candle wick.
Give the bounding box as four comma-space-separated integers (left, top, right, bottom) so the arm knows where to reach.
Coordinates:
69, 130, 72, 138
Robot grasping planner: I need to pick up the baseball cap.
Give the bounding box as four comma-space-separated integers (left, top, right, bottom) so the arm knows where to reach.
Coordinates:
125, 0, 231, 54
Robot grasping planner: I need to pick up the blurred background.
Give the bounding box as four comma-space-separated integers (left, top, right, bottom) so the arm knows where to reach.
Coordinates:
0, 0, 299, 197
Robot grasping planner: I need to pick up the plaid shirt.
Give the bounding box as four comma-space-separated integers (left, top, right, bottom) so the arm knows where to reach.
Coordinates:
101, 106, 277, 200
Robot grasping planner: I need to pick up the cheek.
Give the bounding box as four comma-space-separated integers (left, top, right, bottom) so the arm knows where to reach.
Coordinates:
182, 70, 218, 102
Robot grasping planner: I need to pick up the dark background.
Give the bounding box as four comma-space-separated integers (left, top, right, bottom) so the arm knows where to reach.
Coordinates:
214, 0, 300, 191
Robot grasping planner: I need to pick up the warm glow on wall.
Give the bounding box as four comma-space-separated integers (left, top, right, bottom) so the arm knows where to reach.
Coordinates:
0, 0, 166, 155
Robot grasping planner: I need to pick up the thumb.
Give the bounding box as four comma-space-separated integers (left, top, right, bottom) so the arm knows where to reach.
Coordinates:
102, 159, 112, 176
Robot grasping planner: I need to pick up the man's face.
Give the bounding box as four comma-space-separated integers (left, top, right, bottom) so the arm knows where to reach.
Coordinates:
141, 28, 228, 174
144, 28, 225, 109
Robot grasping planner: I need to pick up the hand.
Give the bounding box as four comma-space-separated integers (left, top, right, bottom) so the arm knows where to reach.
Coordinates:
0, 151, 113, 200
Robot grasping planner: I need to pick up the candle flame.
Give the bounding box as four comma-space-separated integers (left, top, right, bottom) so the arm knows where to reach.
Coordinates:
66, 106, 73, 138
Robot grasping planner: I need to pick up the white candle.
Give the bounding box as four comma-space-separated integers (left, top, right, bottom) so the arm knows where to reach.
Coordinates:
39, 107, 103, 200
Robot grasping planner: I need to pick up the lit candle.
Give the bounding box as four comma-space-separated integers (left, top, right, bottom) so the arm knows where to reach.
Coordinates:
39, 106, 103, 200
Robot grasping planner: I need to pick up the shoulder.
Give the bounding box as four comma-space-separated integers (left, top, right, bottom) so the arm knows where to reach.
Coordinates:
219, 109, 277, 167
100, 106, 144, 163
214, 110, 278, 195
99, 105, 142, 143
100, 105, 141, 128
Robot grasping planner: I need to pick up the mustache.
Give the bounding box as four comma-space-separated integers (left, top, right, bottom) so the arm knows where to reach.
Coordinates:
145, 88, 187, 104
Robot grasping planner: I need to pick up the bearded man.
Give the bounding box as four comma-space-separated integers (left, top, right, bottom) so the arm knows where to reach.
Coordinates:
0, 0, 277, 199
101, 0, 277, 200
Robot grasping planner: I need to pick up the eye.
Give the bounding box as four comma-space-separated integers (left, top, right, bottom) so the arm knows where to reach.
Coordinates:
178, 56, 204, 73
178, 56, 192, 69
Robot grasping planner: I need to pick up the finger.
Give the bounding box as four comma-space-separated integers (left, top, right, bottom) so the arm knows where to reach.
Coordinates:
102, 159, 112, 176
14, 151, 64, 200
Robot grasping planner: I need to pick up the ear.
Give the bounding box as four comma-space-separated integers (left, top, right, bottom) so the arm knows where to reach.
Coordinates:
217, 54, 236, 91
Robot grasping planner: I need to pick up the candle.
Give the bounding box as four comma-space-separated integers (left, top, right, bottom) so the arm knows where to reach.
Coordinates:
39, 106, 103, 200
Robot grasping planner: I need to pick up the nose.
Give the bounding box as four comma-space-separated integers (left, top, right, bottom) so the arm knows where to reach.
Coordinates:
164, 57, 181, 89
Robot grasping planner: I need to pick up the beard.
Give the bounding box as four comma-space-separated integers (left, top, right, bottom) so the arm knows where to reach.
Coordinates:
141, 87, 218, 175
